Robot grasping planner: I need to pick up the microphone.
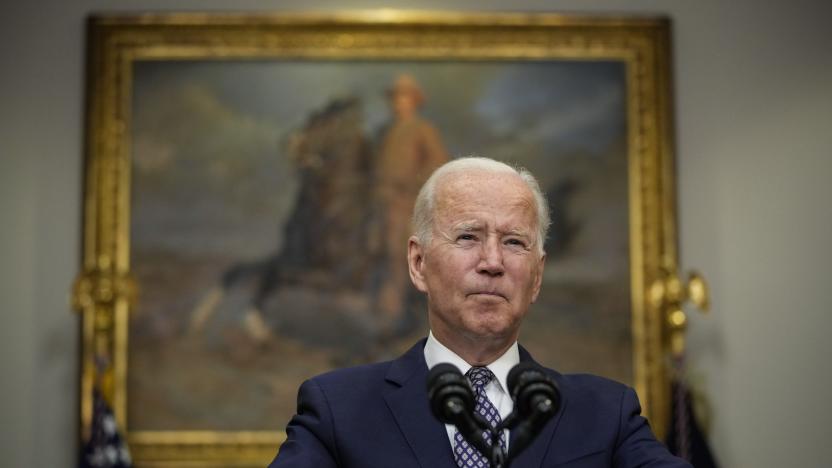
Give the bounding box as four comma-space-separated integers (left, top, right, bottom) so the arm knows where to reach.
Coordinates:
504, 362, 561, 460
426, 363, 492, 456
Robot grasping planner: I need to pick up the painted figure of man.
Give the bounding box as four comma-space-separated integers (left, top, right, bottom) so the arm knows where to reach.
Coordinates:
372, 74, 449, 337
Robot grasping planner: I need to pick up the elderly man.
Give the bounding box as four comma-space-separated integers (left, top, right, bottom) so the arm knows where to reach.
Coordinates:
270, 157, 690, 468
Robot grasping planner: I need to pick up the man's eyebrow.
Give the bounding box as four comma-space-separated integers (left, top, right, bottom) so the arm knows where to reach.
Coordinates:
452, 221, 484, 232
502, 227, 531, 237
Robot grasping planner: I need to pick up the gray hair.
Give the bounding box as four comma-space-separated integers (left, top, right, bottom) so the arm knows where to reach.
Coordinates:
411, 156, 550, 255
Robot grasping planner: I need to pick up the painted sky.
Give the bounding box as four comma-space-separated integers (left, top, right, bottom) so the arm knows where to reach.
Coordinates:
131, 60, 626, 259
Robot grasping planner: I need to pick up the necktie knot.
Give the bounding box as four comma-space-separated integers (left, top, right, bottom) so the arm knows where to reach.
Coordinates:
466, 367, 495, 391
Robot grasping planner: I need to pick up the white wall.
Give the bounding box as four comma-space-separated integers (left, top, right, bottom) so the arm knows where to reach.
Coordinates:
2, 0, 830, 467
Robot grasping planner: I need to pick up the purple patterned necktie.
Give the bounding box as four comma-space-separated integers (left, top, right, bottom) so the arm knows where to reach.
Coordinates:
453, 366, 506, 468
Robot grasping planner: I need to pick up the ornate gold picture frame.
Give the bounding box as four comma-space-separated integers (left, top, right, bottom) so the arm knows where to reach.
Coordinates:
75, 11, 679, 467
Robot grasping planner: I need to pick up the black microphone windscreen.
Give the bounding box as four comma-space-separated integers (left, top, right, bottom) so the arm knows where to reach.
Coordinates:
427, 363, 463, 391
426, 363, 494, 457
426, 363, 475, 424
507, 362, 561, 417
507, 362, 542, 396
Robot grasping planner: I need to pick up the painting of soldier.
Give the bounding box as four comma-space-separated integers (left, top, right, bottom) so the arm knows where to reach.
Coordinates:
128, 61, 630, 432
370, 74, 449, 339
183, 74, 448, 351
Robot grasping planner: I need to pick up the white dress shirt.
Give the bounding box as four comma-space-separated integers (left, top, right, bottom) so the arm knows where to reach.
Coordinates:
423, 331, 518, 451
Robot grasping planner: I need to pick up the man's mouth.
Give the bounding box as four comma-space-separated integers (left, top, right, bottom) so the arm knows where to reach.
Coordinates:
467, 291, 507, 301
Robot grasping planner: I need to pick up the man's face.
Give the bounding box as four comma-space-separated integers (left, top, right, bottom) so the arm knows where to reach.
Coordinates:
390, 91, 418, 118
409, 170, 546, 348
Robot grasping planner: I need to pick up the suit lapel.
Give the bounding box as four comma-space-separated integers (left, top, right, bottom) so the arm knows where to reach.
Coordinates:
508, 346, 569, 467
383, 340, 457, 468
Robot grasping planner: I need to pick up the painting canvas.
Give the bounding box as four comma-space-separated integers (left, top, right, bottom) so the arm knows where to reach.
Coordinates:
128, 60, 631, 432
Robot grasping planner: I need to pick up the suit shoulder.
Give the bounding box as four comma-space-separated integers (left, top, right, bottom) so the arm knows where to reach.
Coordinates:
308, 360, 393, 390
555, 372, 632, 407
559, 373, 628, 392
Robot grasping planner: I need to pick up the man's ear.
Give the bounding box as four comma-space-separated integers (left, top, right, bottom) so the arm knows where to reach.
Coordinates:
408, 236, 429, 293
530, 253, 546, 303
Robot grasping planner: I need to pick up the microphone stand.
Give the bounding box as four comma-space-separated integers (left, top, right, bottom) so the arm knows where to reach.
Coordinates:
485, 428, 507, 468
483, 393, 555, 468
456, 420, 508, 468
448, 413, 509, 467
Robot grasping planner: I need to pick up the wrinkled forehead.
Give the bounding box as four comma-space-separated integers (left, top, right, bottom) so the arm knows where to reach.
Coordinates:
434, 170, 538, 224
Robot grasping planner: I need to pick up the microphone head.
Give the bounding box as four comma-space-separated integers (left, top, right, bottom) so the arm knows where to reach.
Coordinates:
507, 362, 561, 417
427, 363, 462, 391
426, 363, 475, 424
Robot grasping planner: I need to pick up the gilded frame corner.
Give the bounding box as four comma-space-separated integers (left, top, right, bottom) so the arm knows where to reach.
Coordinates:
75, 11, 678, 466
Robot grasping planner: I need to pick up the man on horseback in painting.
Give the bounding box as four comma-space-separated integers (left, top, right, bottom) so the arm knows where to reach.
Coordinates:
187, 74, 448, 350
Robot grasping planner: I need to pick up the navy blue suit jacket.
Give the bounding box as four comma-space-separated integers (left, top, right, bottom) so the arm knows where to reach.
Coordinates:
270, 339, 691, 467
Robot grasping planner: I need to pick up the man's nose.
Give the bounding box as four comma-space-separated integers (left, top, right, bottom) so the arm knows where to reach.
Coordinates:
477, 237, 505, 276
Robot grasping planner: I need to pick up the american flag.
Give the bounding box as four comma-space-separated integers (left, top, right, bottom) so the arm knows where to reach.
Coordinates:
666, 356, 719, 468
79, 390, 132, 468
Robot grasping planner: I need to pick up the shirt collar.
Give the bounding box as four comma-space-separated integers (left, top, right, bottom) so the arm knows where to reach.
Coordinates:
424, 331, 519, 394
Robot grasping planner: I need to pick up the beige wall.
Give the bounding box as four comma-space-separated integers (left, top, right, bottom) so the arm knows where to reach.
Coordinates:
2, 0, 830, 466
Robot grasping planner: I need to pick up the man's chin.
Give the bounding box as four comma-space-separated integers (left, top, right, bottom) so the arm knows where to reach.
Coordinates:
461, 318, 516, 342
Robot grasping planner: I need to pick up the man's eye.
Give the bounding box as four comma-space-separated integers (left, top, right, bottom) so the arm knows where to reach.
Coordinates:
457, 234, 477, 241
506, 238, 527, 248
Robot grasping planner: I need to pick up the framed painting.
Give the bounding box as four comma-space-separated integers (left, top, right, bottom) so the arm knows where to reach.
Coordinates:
73, 11, 680, 467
